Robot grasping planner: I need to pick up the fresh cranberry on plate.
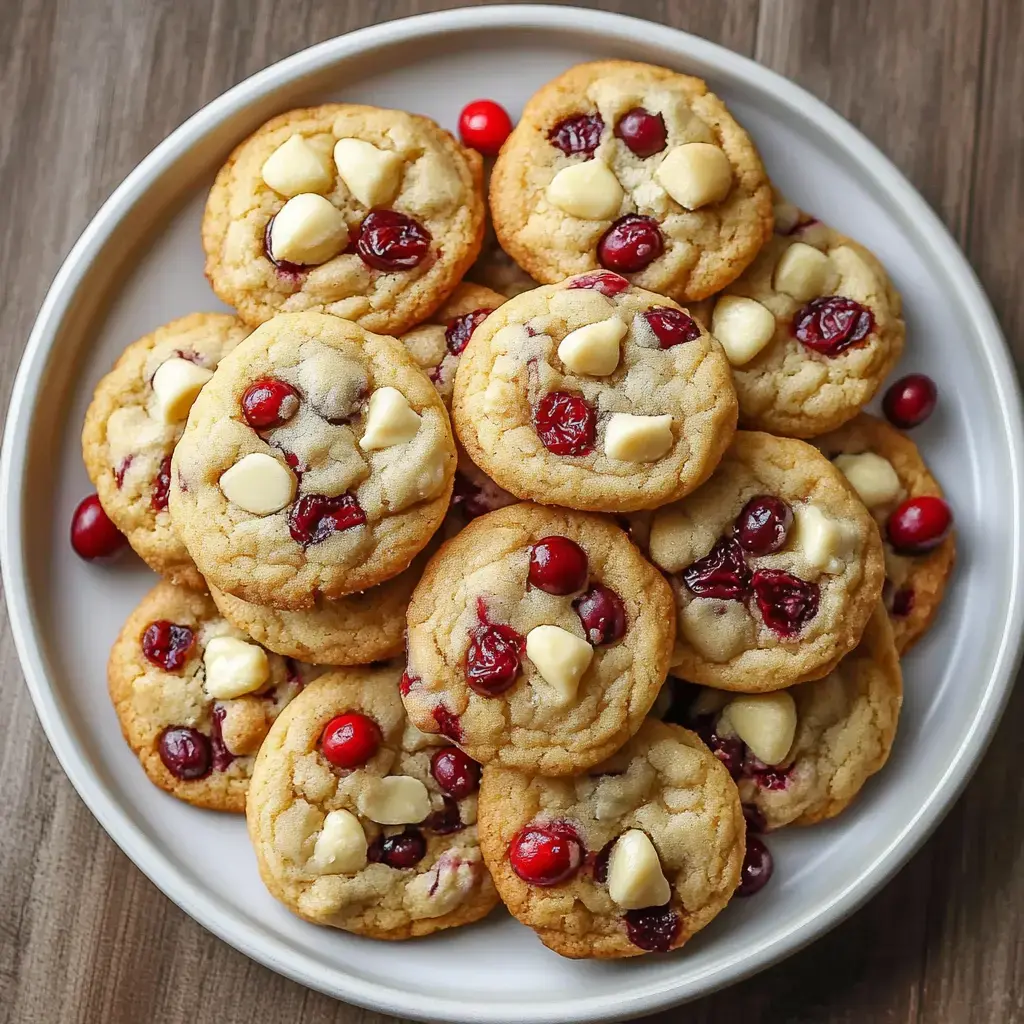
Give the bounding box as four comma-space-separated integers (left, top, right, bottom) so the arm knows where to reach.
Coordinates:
458, 99, 514, 156
70, 494, 126, 560
883, 373, 937, 429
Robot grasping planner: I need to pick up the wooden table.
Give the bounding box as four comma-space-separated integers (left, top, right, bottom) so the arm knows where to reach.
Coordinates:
2, 1, 1021, 1020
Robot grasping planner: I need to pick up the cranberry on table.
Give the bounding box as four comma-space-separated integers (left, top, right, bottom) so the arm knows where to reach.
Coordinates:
623, 904, 682, 952
241, 378, 300, 429
574, 584, 627, 645
466, 622, 525, 696
597, 214, 664, 274
157, 727, 211, 780
528, 536, 589, 595
533, 391, 596, 457
371, 828, 427, 869
141, 620, 195, 671
70, 494, 126, 560
886, 495, 953, 554
681, 536, 753, 600
458, 99, 514, 156
548, 113, 604, 157
445, 308, 493, 356
430, 747, 481, 799
751, 569, 820, 636
509, 822, 584, 886
614, 107, 667, 158
792, 296, 874, 356
736, 835, 774, 896
642, 307, 700, 349
356, 210, 431, 271
883, 373, 938, 429
320, 712, 381, 768
287, 493, 366, 546
735, 495, 793, 555
567, 271, 630, 297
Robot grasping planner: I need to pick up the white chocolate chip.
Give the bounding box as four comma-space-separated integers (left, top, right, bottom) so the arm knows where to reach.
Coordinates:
722, 691, 797, 766
333, 138, 404, 209
557, 317, 626, 376
357, 775, 431, 825
311, 809, 368, 875
790, 504, 853, 574
772, 199, 802, 234
711, 295, 776, 366
655, 143, 733, 210
606, 829, 672, 910
772, 242, 839, 302
604, 413, 674, 462
202, 636, 270, 699
151, 358, 213, 424
526, 625, 594, 706
269, 193, 349, 265
833, 452, 902, 508
261, 135, 334, 197
359, 387, 421, 451
546, 161, 624, 220
692, 687, 731, 717
219, 452, 296, 515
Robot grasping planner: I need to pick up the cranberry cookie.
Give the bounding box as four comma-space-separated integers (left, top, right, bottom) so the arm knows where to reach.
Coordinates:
400, 282, 505, 407
490, 60, 772, 303
169, 313, 456, 610
648, 431, 885, 692
668, 605, 902, 829
404, 503, 675, 774
246, 664, 498, 939
477, 717, 744, 958
697, 196, 905, 437
82, 313, 252, 588
815, 413, 955, 652
452, 272, 738, 512
109, 581, 314, 812
202, 104, 485, 334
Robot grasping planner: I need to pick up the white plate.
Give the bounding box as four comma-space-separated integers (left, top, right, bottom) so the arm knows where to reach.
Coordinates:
3, 6, 1022, 1023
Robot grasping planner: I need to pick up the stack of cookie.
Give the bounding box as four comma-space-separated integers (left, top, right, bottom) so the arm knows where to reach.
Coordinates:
77, 59, 954, 958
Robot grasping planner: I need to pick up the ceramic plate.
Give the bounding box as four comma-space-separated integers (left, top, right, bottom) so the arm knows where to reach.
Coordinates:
3, 6, 1022, 1023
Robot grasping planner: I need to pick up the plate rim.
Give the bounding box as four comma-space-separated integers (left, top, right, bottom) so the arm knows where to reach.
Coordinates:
3, 5, 1023, 1022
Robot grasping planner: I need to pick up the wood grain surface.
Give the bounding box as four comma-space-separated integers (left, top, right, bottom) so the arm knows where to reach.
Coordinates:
1, 1, 1021, 1021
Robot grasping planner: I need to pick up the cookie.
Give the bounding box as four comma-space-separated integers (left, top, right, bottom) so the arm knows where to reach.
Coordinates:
468, 234, 539, 298
447, 451, 518, 533
202, 104, 486, 334
695, 195, 905, 438
81, 313, 252, 588
169, 312, 456, 610
668, 604, 902, 829
647, 431, 885, 692
814, 413, 955, 652
400, 282, 506, 408
476, 717, 745, 958
489, 60, 772, 304
452, 271, 738, 512
246, 664, 499, 939
108, 580, 314, 812
404, 502, 675, 774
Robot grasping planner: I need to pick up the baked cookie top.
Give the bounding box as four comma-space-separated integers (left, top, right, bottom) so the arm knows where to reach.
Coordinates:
490, 60, 772, 303
82, 313, 252, 589
696, 195, 905, 438
452, 272, 738, 512
169, 313, 456, 610
404, 503, 675, 774
108, 581, 314, 812
202, 104, 485, 334
669, 604, 902, 830
647, 431, 885, 692
246, 664, 498, 939
476, 717, 745, 958
814, 413, 955, 652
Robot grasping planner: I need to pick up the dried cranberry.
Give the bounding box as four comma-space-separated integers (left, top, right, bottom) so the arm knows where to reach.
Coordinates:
792, 296, 874, 356
886, 496, 953, 554
736, 835, 773, 896
624, 904, 681, 952
533, 391, 596, 456
509, 822, 584, 885
209, 704, 235, 772
597, 215, 663, 274
751, 570, 819, 636
157, 727, 211, 780
752, 764, 792, 791
356, 210, 431, 271
548, 113, 604, 157
425, 795, 464, 835
432, 705, 463, 741
321, 713, 381, 768
287, 493, 366, 546
591, 839, 615, 884
372, 828, 427, 869
883, 373, 937, 429
735, 496, 793, 555
642, 307, 700, 348
445, 308, 493, 356
262, 217, 305, 279
466, 622, 525, 696
574, 584, 627, 645
430, 747, 480, 799
681, 536, 752, 600
141, 621, 195, 671
400, 672, 418, 696
567, 271, 630, 297
151, 455, 172, 511
891, 587, 915, 617
114, 456, 133, 488
528, 536, 589, 595
70, 494, 126, 560
614, 107, 667, 157
241, 378, 300, 429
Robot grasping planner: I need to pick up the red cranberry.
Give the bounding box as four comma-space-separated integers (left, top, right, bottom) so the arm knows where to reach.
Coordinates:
567, 271, 630, 297
157, 727, 211, 780
534, 391, 596, 456
262, 218, 306, 279
887, 496, 952, 554
624, 904, 681, 952
400, 671, 418, 696
451, 471, 514, 520
736, 835, 774, 896
432, 704, 463, 741
371, 828, 427, 869
445, 308, 493, 356
70, 494, 126, 560
114, 456, 133, 488
752, 763, 791, 791
209, 704, 235, 772
642, 307, 700, 349
141, 621, 195, 671
458, 99, 514, 156
356, 210, 431, 271
735, 495, 793, 555
287, 493, 366, 546
151, 454, 172, 511
426, 795, 464, 835
430, 747, 480, 798
614, 107, 667, 157
320, 713, 381, 768
573, 584, 627, 645
891, 587, 915, 617
509, 823, 584, 886
751, 569, 819, 636
792, 296, 874, 356
466, 622, 525, 696
883, 373, 937, 429
528, 536, 589, 595
597, 215, 664, 274
548, 113, 604, 157
681, 536, 752, 600
590, 838, 615, 883
241, 378, 300, 429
